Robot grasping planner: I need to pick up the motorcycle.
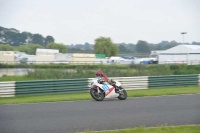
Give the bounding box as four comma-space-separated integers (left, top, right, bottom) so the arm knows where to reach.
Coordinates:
90, 78, 127, 101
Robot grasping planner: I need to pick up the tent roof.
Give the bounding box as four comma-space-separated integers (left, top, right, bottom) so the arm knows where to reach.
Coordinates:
161, 45, 200, 53
109, 56, 126, 60
190, 48, 200, 53
36, 49, 59, 54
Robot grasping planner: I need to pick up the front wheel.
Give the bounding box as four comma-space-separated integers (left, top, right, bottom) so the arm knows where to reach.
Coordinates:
90, 88, 105, 101
118, 87, 127, 100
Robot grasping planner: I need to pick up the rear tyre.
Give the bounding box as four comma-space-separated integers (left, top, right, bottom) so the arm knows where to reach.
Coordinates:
118, 87, 127, 100
90, 88, 105, 101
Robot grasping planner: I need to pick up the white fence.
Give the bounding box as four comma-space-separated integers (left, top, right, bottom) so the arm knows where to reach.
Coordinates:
1, 74, 199, 97
88, 76, 148, 90
111, 76, 148, 90
199, 74, 200, 86
0, 81, 15, 97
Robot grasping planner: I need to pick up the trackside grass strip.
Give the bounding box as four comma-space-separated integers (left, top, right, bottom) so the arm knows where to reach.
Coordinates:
82, 125, 200, 133
0, 86, 199, 104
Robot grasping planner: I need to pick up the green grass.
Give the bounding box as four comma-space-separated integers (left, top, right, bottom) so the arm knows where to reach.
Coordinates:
83, 125, 200, 133
0, 86, 199, 105
0, 75, 35, 81
127, 86, 200, 97
1, 64, 200, 81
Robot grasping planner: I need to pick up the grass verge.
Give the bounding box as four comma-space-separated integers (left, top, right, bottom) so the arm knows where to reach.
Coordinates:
0, 86, 199, 105
83, 125, 200, 133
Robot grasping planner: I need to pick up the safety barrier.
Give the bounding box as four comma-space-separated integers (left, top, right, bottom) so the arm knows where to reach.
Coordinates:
199, 74, 200, 86
0, 74, 199, 97
0, 81, 15, 97
110, 76, 148, 90
148, 74, 199, 88
15, 78, 89, 96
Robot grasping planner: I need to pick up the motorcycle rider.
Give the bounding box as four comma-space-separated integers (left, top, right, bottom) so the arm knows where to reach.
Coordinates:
95, 70, 119, 92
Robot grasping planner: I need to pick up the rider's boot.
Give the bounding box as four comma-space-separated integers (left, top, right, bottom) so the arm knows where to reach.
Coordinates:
111, 80, 119, 93
109, 79, 119, 93
112, 84, 119, 93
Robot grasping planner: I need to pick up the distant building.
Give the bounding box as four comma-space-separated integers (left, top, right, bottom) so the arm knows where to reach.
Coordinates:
70, 53, 96, 64
35, 49, 59, 64
0, 51, 16, 64
158, 45, 200, 64
54, 53, 72, 64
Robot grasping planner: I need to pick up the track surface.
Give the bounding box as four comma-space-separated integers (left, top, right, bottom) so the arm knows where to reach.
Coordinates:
0, 94, 200, 133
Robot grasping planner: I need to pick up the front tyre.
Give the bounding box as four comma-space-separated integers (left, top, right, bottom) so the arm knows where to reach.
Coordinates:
90, 88, 105, 101
118, 88, 127, 100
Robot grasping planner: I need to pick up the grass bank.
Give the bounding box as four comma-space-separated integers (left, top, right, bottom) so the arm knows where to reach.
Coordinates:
0, 64, 200, 81
83, 125, 200, 133
0, 75, 35, 81
0, 86, 199, 105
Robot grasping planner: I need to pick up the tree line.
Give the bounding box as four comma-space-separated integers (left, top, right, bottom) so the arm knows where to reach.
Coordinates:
1, 26, 200, 57
0, 26, 66, 54
0, 26, 54, 47
68, 40, 200, 53
0, 43, 67, 55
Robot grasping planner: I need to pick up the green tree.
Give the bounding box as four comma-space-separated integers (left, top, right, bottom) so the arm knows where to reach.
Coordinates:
47, 42, 67, 53
84, 42, 92, 50
94, 37, 118, 57
28, 44, 44, 54
0, 27, 5, 44
135, 40, 150, 53
31, 34, 45, 46
0, 44, 14, 51
2, 28, 27, 46
127, 44, 135, 53
21, 32, 33, 44
45, 36, 54, 46
118, 45, 128, 52
18, 44, 44, 55
18, 45, 30, 54
0, 26, 56, 46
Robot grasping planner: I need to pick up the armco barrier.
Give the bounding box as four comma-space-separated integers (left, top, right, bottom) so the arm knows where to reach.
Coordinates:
15, 78, 88, 96
88, 76, 148, 90
199, 74, 200, 86
0, 74, 199, 97
0, 81, 15, 97
148, 74, 199, 88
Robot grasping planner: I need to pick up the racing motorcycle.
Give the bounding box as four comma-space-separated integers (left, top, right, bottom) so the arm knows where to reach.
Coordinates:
90, 78, 127, 101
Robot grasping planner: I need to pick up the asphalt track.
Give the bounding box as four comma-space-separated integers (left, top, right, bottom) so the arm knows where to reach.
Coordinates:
0, 94, 200, 133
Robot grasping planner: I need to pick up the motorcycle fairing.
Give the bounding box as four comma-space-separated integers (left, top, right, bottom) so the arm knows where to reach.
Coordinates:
91, 79, 119, 98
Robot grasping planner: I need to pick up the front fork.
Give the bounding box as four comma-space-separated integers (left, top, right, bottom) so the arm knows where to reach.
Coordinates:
92, 86, 101, 94
97, 87, 101, 93
117, 86, 124, 93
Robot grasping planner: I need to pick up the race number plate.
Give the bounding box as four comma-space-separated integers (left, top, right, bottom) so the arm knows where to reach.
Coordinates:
102, 84, 110, 91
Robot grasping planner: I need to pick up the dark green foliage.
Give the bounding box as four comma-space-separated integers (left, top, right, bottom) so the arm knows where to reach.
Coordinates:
0, 26, 54, 47
170, 64, 200, 75
46, 42, 67, 53
135, 40, 150, 53
94, 37, 118, 57
45, 36, 54, 46
118, 45, 128, 52
18, 44, 44, 54
31, 34, 45, 46
0, 44, 14, 51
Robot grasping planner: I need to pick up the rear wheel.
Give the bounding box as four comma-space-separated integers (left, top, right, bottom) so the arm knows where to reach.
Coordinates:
118, 87, 127, 100
90, 88, 105, 101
